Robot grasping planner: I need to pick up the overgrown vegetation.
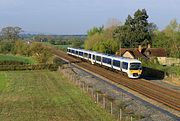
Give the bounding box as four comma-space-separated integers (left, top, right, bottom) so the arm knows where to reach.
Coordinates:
0, 71, 115, 121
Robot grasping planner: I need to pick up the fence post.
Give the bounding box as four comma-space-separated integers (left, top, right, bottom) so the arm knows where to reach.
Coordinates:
82, 82, 85, 91
119, 108, 122, 121
86, 85, 89, 92
96, 92, 99, 103
102, 94, 106, 109
122, 92, 124, 101
110, 101, 113, 114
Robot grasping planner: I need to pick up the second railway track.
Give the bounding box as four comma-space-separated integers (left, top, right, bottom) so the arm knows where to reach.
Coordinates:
52, 48, 180, 112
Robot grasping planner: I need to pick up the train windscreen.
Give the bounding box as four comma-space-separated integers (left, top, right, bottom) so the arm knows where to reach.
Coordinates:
130, 63, 142, 70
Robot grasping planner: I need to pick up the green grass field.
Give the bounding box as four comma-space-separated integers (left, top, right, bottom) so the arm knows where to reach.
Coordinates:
0, 54, 36, 64
0, 71, 115, 121
55, 44, 71, 50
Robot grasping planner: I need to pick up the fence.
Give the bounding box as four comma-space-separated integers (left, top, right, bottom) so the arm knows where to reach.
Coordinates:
60, 65, 147, 121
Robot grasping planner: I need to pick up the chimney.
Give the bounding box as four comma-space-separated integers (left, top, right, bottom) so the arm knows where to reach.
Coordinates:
138, 45, 142, 53
148, 43, 151, 48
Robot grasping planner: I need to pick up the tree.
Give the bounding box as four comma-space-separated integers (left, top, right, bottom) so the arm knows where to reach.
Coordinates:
30, 42, 52, 63
1, 26, 22, 41
71, 39, 83, 48
113, 9, 151, 48
163, 19, 180, 58
152, 19, 180, 58
93, 39, 118, 54
87, 26, 104, 37
85, 26, 104, 50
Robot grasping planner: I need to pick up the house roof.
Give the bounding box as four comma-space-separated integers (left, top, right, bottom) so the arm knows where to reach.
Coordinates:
143, 48, 167, 57
118, 48, 147, 59
118, 47, 167, 59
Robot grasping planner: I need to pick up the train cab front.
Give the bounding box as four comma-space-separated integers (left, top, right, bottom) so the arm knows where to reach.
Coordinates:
128, 62, 142, 78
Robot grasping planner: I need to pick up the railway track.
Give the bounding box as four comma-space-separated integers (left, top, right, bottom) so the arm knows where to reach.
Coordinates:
51, 48, 180, 111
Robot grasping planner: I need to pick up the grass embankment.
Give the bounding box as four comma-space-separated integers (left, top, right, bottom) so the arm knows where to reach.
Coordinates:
0, 71, 115, 121
0, 54, 36, 64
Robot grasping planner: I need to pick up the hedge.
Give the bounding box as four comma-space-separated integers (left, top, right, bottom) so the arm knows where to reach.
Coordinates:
0, 64, 58, 71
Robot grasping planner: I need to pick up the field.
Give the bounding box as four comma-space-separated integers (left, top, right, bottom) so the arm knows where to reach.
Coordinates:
55, 44, 71, 51
0, 71, 115, 121
0, 54, 36, 64
41, 42, 71, 51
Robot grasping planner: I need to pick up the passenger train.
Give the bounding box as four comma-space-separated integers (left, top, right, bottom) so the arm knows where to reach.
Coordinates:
67, 47, 142, 78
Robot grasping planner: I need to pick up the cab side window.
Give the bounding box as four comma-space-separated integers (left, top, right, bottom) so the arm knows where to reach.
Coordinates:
122, 62, 128, 70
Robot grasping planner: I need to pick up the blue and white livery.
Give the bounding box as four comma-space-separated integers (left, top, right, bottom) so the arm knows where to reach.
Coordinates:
67, 47, 142, 78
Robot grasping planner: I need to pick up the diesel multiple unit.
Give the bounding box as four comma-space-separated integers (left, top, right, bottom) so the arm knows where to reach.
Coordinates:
67, 47, 142, 78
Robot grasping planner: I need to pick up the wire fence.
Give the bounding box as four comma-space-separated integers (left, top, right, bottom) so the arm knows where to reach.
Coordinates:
60, 65, 146, 121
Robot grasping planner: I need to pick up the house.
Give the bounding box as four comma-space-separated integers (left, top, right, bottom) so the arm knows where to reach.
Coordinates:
117, 44, 167, 65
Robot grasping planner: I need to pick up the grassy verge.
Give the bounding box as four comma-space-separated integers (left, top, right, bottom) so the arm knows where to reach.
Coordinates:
0, 54, 36, 64
0, 73, 7, 91
0, 71, 115, 121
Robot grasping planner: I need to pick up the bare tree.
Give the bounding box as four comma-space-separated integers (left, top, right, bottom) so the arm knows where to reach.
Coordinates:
1, 26, 22, 41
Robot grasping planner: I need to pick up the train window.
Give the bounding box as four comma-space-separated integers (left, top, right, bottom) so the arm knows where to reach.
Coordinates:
93, 55, 95, 60
75, 51, 78, 55
102, 57, 106, 63
96, 56, 101, 62
122, 62, 128, 70
113, 60, 120, 67
103, 57, 111, 64
89, 54, 91, 59
84, 53, 88, 57
107, 58, 111, 64
79, 52, 83, 56
72, 50, 75, 54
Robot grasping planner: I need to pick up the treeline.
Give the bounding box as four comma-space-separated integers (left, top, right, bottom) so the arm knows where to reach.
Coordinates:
152, 20, 180, 58
23, 34, 86, 48
85, 9, 180, 58
0, 27, 52, 63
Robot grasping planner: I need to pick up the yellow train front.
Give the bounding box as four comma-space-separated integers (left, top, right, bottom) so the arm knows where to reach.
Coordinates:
127, 62, 142, 78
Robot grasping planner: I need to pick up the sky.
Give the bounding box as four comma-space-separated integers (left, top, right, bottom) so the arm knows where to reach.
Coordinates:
0, 0, 179, 35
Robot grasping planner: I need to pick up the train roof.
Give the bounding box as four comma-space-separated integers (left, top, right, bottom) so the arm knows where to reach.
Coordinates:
67, 47, 141, 63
